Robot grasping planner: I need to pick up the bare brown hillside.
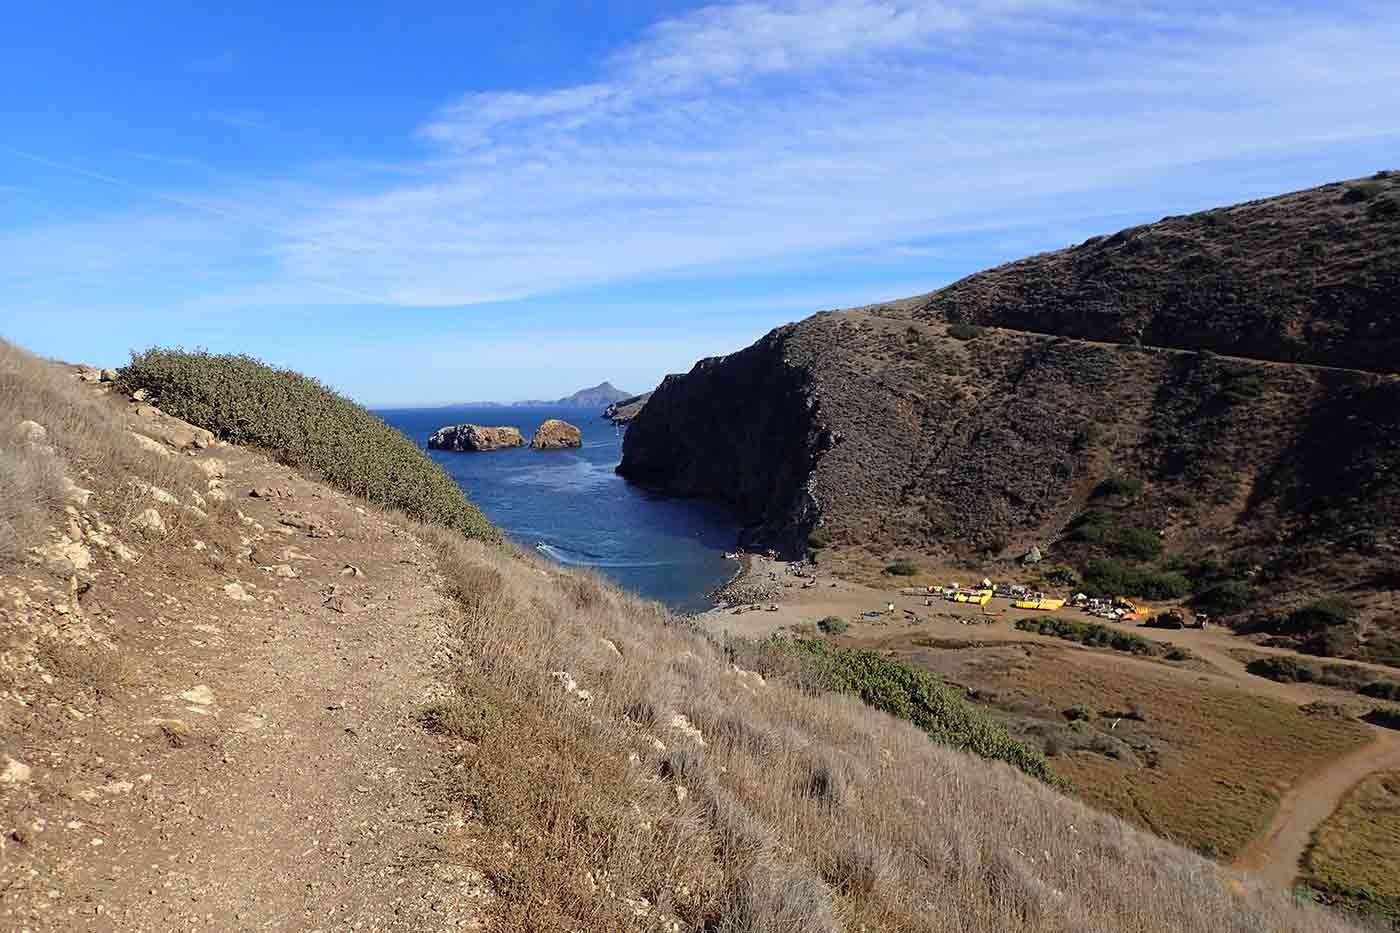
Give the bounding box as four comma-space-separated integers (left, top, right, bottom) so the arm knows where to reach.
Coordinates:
913, 171, 1400, 371
620, 173, 1400, 666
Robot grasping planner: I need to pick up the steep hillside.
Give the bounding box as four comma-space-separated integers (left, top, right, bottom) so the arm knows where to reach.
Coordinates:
619, 174, 1400, 664
604, 390, 653, 423
3, 339, 1359, 931
913, 171, 1400, 371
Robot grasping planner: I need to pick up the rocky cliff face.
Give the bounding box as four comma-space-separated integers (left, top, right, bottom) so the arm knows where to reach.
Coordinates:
617, 173, 1400, 657
428, 424, 524, 452
618, 329, 835, 551
604, 391, 652, 424
529, 419, 583, 449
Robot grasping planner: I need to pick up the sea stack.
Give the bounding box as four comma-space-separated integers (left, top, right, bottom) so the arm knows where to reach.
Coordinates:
530, 419, 583, 449
428, 424, 525, 452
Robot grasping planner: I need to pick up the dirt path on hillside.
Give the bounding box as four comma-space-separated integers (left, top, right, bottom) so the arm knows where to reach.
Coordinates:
1234, 727, 1400, 888
703, 564, 1400, 891
1, 406, 490, 929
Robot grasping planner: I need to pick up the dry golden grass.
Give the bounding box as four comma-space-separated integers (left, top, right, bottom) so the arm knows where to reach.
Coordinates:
1303, 770, 1400, 924
889, 639, 1372, 860
0, 338, 234, 565
420, 527, 1361, 931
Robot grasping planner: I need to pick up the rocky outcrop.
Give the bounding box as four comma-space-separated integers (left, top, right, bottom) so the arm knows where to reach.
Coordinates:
617, 173, 1400, 652
604, 392, 653, 424
529, 419, 582, 450
428, 424, 524, 452
618, 330, 830, 553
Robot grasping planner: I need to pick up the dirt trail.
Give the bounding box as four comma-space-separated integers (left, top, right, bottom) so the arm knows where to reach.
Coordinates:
1, 405, 490, 929
1234, 727, 1400, 888
704, 561, 1400, 891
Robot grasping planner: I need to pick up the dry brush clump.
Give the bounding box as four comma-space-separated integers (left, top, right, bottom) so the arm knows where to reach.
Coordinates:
419, 526, 1359, 932
0, 338, 234, 565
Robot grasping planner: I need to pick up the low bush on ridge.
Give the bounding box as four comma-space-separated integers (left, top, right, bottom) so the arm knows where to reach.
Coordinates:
121, 348, 497, 541
1014, 616, 1180, 659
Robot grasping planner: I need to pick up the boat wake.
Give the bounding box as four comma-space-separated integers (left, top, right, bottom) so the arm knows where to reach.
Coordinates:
534, 541, 674, 569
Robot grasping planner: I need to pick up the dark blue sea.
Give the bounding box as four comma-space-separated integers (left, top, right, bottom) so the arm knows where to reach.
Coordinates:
375, 405, 740, 612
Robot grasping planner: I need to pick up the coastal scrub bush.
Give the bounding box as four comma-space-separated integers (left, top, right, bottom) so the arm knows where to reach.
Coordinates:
885, 559, 920, 576
1363, 707, 1400, 731
1362, 681, 1400, 702
947, 323, 987, 341
806, 529, 831, 550
1067, 515, 1163, 561
1192, 579, 1254, 615
1221, 371, 1266, 403
1081, 559, 1190, 600
1287, 598, 1355, 632
817, 616, 849, 635
787, 639, 1056, 784
1015, 617, 1160, 657
1340, 181, 1382, 203
1092, 475, 1144, 499
1246, 656, 1314, 683
121, 348, 498, 541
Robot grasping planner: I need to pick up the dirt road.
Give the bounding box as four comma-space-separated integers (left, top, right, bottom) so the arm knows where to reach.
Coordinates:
702, 561, 1400, 892
1234, 727, 1400, 888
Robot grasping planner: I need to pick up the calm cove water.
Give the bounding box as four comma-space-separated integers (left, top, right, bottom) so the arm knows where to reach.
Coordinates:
376, 406, 740, 612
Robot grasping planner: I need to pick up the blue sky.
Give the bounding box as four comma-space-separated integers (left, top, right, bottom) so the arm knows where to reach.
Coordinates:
3, 1, 1398, 405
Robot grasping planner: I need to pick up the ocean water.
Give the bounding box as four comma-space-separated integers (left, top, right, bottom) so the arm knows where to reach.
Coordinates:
376, 406, 740, 612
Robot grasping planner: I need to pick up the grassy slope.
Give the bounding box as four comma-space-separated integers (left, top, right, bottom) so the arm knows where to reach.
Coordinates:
1303, 770, 1400, 924
10, 342, 1363, 929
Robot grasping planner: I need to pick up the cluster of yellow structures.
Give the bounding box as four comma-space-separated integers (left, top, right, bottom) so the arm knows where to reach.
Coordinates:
1012, 595, 1066, 611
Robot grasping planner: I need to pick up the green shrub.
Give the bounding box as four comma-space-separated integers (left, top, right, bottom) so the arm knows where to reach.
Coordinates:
1192, 580, 1253, 615
1081, 560, 1190, 600
806, 529, 831, 550
1015, 617, 1160, 656
1221, 371, 1265, 403
1041, 564, 1082, 588
1067, 515, 1162, 560
120, 349, 498, 541
1340, 181, 1382, 203
947, 323, 987, 341
1063, 705, 1092, 722
885, 559, 920, 577
817, 615, 849, 635
1246, 656, 1315, 683
1113, 527, 1164, 561
789, 639, 1056, 783
1363, 706, 1400, 730
1287, 598, 1355, 632
1092, 475, 1144, 499
1361, 681, 1400, 702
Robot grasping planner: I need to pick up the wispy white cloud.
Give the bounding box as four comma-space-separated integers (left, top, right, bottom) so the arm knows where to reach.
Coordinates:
7, 1, 1400, 312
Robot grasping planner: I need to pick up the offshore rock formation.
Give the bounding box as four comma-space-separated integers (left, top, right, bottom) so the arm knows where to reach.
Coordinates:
428, 424, 525, 452
529, 419, 583, 449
